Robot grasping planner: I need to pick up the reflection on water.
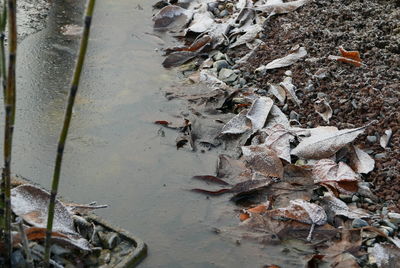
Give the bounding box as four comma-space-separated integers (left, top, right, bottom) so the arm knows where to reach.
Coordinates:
2, 1, 305, 267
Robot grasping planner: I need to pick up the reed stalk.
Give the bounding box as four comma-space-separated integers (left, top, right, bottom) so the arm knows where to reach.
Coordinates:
1, 0, 16, 266
43, 0, 96, 265
0, 0, 6, 234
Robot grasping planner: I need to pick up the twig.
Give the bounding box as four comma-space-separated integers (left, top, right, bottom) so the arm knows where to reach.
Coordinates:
16, 218, 34, 268
43, 0, 97, 266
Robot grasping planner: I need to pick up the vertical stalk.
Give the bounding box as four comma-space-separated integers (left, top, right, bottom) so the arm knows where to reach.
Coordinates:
43, 0, 96, 265
2, 0, 16, 266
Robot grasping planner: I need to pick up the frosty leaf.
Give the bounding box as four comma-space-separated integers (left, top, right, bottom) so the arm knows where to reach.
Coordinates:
312, 159, 360, 194
291, 125, 367, 159
11, 184, 77, 235
279, 76, 301, 107
246, 97, 274, 130
162, 51, 198, 68
221, 110, 251, 134
264, 105, 290, 129
314, 98, 332, 123
268, 83, 286, 104
153, 5, 192, 30
230, 24, 263, 48
255, 46, 307, 72
380, 128, 392, 149
187, 12, 214, 33
255, 0, 310, 15
321, 192, 371, 219
269, 199, 327, 226
263, 124, 293, 163
348, 146, 375, 174
242, 145, 284, 178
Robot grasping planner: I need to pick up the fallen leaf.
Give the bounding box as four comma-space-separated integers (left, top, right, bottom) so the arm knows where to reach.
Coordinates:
11, 184, 77, 235
230, 24, 263, 48
246, 97, 274, 130
240, 203, 269, 221
242, 145, 284, 178
192, 175, 230, 185
321, 192, 371, 220
153, 5, 192, 31
279, 76, 301, 107
314, 98, 332, 123
312, 159, 360, 194
264, 105, 290, 129
255, 0, 310, 15
256, 46, 307, 72
291, 125, 367, 159
162, 51, 198, 68
348, 145, 375, 174
339, 46, 361, 62
221, 110, 251, 135
164, 35, 212, 54
187, 12, 214, 33
263, 124, 293, 163
380, 128, 392, 149
268, 83, 286, 104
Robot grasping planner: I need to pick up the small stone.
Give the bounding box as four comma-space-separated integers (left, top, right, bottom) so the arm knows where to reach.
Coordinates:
352, 195, 360, 202
11, 250, 26, 268
382, 206, 388, 216
289, 111, 299, 121
213, 51, 225, 61
382, 219, 398, 231
352, 218, 369, 228
364, 198, 374, 204
317, 92, 327, 99
219, 9, 229, 17
388, 212, 400, 224
219, 68, 238, 83
367, 135, 377, 143
213, 60, 229, 71
365, 238, 375, 247
374, 153, 387, 159
380, 226, 394, 236
284, 70, 292, 76
238, 78, 246, 86
339, 194, 353, 203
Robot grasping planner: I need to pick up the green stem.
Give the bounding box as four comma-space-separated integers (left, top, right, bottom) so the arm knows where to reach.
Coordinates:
43, 0, 96, 265
2, 0, 16, 266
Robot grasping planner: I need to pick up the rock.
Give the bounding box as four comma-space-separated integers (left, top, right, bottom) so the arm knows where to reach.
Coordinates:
367, 135, 377, 143
213, 51, 225, 61
352, 218, 369, 228
339, 194, 353, 203
364, 198, 374, 204
213, 60, 229, 71
219, 9, 229, 17
388, 212, 400, 224
238, 78, 247, 86
382, 219, 398, 231
352, 195, 360, 202
382, 206, 388, 216
51, 244, 71, 256
11, 250, 26, 268
374, 153, 387, 159
218, 68, 238, 83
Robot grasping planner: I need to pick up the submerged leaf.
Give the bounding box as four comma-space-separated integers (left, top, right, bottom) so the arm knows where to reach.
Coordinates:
153, 5, 192, 30
242, 145, 284, 178
291, 125, 367, 159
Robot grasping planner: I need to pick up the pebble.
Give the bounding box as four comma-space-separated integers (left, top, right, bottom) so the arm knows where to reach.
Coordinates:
238, 78, 247, 86
289, 110, 299, 121
352, 195, 360, 202
219, 10, 229, 17
352, 218, 369, 228
388, 212, 400, 224
219, 68, 238, 83
364, 198, 374, 204
374, 153, 387, 159
213, 60, 229, 71
382, 219, 398, 231
11, 250, 26, 268
339, 194, 353, 203
367, 135, 377, 143
213, 51, 225, 61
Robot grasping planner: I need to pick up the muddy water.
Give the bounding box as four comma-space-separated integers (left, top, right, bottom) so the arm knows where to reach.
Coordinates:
7, 1, 298, 267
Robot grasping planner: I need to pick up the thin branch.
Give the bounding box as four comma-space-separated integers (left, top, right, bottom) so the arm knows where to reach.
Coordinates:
43, 0, 97, 266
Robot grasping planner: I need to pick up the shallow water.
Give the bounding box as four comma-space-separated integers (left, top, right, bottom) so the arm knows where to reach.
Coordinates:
3, 1, 303, 267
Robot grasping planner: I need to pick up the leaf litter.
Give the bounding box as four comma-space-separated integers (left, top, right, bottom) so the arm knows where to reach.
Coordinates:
152, 0, 399, 265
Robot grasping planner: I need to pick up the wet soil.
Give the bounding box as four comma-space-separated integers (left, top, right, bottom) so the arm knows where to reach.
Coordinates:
232, 0, 400, 209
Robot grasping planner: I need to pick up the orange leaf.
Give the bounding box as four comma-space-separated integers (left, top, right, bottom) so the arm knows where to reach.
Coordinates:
239, 204, 268, 221
339, 46, 361, 62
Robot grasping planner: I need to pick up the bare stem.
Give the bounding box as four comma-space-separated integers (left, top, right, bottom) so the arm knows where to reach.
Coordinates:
1, 0, 16, 266
43, 0, 96, 266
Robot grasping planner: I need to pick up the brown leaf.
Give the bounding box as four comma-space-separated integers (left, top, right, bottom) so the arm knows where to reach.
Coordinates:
312, 159, 360, 194
242, 145, 284, 178
11, 184, 76, 235
246, 97, 274, 130
164, 35, 212, 54
162, 51, 198, 68
291, 125, 367, 159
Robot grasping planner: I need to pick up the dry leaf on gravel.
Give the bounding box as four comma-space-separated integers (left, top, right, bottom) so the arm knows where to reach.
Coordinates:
11, 184, 77, 235
153, 5, 192, 31
321, 192, 371, 220
314, 97, 332, 123
348, 145, 375, 174
264, 105, 290, 129
268, 83, 286, 104
312, 159, 360, 194
187, 12, 214, 34
380, 128, 392, 149
254, 0, 310, 15
162, 51, 198, 68
164, 35, 212, 54
242, 145, 284, 178
255, 46, 307, 72
327, 46, 363, 67
263, 124, 293, 163
291, 125, 367, 159
246, 97, 274, 130
230, 24, 263, 48
279, 76, 301, 107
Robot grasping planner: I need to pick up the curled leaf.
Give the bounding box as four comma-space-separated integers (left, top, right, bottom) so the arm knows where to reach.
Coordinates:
314, 98, 332, 123
246, 97, 274, 130
256, 46, 307, 72
380, 128, 392, 149
348, 146, 375, 174
153, 5, 192, 31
